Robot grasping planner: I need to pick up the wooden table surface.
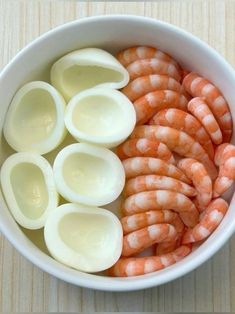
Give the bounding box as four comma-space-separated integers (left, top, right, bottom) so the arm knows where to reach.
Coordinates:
0, 0, 235, 312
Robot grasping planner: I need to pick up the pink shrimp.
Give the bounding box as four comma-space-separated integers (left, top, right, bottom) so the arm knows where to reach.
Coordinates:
122, 190, 199, 227
122, 223, 177, 257
122, 157, 191, 183
177, 158, 212, 210
183, 72, 233, 141
109, 245, 191, 277
213, 144, 235, 197
134, 90, 188, 125
121, 209, 177, 235
116, 138, 175, 163
149, 108, 214, 159
156, 215, 185, 255
182, 198, 228, 244
124, 175, 196, 197
122, 75, 183, 102
214, 143, 229, 166
187, 97, 223, 145
117, 46, 180, 68
131, 125, 218, 180
126, 58, 181, 81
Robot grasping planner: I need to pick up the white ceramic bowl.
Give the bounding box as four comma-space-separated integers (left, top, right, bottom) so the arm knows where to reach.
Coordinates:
0, 15, 234, 291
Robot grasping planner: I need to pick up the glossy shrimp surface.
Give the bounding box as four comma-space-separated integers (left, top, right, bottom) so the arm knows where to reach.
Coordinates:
124, 175, 196, 197
121, 209, 177, 234
117, 46, 180, 68
122, 190, 199, 227
109, 245, 191, 277
131, 125, 218, 179
134, 90, 188, 125
177, 158, 212, 210
213, 143, 235, 197
122, 75, 183, 102
188, 97, 222, 145
182, 198, 228, 243
122, 157, 191, 183
183, 72, 233, 141
122, 223, 177, 257
126, 58, 181, 81
150, 108, 214, 159
116, 138, 175, 163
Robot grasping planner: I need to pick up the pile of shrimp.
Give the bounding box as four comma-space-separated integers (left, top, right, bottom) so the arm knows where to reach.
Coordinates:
108, 46, 235, 277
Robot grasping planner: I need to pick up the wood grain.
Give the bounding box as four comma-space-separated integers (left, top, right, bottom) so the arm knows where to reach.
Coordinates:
0, 0, 235, 312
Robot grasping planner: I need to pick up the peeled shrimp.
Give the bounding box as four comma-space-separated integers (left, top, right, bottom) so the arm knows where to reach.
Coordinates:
109, 245, 191, 277
131, 125, 218, 180
116, 138, 175, 163
122, 157, 191, 183
182, 198, 228, 244
126, 58, 181, 81
183, 72, 233, 141
214, 143, 229, 166
177, 158, 212, 210
121, 209, 177, 235
122, 223, 177, 257
134, 90, 188, 125
122, 75, 183, 102
122, 190, 199, 227
188, 97, 222, 145
124, 175, 196, 197
156, 215, 185, 255
117, 46, 180, 68
213, 143, 235, 197
149, 108, 214, 159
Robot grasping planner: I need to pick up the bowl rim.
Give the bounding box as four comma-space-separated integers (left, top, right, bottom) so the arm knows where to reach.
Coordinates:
0, 14, 235, 291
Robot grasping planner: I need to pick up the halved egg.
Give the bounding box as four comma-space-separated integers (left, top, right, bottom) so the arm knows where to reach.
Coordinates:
44, 203, 123, 272
53, 143, 125, 206
64, 87, 136, 148
50, 48, 129, 101
3, 81, 67, 155
0, 152, 59, 229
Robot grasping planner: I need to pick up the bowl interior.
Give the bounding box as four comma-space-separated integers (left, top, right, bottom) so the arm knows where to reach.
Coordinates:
0, 15, 235, 291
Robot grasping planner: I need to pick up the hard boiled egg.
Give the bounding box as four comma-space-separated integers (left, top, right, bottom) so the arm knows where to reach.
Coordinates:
50, 48, 129, 101
0, 152, 59, 229
4, 81, 67, 155
64, 87, 136, 148
53, 143, 125, 206
44, 203, 123, 272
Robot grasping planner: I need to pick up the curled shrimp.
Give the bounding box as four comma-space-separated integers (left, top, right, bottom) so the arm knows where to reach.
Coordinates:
117, 46, 180, 68
149, 108, 214, 159
124, 175, 196, 197
126, 58, 181, 81
109, 245, 191, 277
182, 198, 228, 244
156, 215, 185, 255
122, 190, 199, 227
182, 72, 233, 141
121, 209, 177, 235
122, 75, 183, 102
116, 138, 175, 163
134, 90, 188, 125
214, 143, 229, 166
177, 158, 212, 210
213, 143, 235, 197
188, 97, 222, 145
122, 157, 191, 183
131, 125, 218, 180
122, 223, 177, 257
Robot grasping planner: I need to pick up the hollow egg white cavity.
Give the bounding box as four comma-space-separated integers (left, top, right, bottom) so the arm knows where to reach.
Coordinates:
64, 87, 136, 148
3, 81, 67, 155
0, 152, 59, 229
50, 48, 129, 101
44, 203, 123, 272
53, 143, 125, 206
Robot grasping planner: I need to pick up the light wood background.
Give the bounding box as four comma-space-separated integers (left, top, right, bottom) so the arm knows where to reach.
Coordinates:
0, 0, 235, 312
